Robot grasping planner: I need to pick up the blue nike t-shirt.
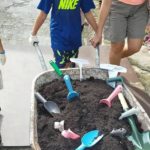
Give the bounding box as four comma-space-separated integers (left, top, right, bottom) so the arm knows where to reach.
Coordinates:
37, 0, 95, 51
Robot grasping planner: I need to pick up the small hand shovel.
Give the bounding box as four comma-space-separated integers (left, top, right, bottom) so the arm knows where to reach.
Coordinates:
107, 77, 150, 149
61, 129, 80, 140
118, 92, 150, 150
100, 64, 127, 88
100, 85, 122, 107
63, 75, 79, 101
35, 92, 60, 115
76, 130, 104, 150
110, 128, 127, 139
119, 107, 140, 120
70, 58, 89, 81
49, 60, 64, 78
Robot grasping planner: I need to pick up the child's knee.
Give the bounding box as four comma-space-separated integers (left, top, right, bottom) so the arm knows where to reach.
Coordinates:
111, 42, 124, 53
128, 44, 142, 53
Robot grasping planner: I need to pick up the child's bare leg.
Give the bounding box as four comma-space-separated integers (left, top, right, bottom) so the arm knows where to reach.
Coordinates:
109, 39, 143, 65
121, 39, 143, 58
109, 41, 125, 65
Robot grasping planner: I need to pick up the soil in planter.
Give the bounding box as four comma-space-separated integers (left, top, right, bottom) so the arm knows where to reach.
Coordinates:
37, 77, 135, 150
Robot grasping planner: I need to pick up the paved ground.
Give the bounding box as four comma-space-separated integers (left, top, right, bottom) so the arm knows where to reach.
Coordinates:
0, 0, 50, 146
0, 43, 53, 146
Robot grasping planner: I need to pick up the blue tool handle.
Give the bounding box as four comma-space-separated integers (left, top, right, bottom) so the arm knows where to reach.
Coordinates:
63, 75, 73, 92
35, 92, 47, 104
75, 144, 86, 150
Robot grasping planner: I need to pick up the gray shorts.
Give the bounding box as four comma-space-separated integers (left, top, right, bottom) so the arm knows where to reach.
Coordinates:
104, 0, 149, 42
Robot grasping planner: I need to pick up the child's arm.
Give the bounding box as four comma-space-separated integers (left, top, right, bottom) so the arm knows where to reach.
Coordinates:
29, 11, 47, 45
91, 0, 112, 47
0, 39, 6, 65
84, 11, 97, 33
32, 11, 47, 36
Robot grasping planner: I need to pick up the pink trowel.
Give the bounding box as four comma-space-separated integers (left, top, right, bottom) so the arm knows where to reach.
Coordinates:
61, 129, 80, 140
100, 85, 123, 107
54, 121, 80, 140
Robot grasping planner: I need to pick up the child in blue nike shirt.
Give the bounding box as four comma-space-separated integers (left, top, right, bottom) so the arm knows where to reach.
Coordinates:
29, 0, 97, 68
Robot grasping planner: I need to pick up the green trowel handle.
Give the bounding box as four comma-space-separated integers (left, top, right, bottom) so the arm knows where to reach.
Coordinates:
107, 77, 124, 84
118, 92, 129, 110
49, 60, 63, 77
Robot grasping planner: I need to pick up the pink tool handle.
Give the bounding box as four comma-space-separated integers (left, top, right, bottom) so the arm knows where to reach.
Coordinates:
100, 85, 122, 106
61, 129, 80, 140
107, 85, 122, 102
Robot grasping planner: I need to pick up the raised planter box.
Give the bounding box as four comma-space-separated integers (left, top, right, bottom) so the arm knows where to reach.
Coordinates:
30, 68, 150, 150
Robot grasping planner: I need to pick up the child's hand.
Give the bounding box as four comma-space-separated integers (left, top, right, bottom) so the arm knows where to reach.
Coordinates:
29, 35, 39, 46
0, 51, 6, 65
90, 34, 102, 48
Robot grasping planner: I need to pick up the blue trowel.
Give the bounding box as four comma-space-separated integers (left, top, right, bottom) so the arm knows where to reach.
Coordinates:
76, 130, 104, 150
63, 74, 79, 101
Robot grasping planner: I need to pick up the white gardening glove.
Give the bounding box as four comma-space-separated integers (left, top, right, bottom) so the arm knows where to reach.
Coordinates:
29, 35, 39, 46
0, 51, 6, 65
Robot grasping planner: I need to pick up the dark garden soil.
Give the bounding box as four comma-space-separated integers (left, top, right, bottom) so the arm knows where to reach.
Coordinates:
37, 77, 135, 150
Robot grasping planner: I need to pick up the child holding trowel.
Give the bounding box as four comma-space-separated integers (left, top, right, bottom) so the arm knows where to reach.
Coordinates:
91, 0, 150, 65
29, 0, 97, 68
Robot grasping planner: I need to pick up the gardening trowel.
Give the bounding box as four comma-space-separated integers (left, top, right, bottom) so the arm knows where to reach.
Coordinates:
117, 90, 150, 150
106, 76, 124, 89
61, 129, 80, 140
76, 130, 104, 150
63, 75, 79, 101
119, 107, 140, 120
99, 85, 122, 107
110, 128, 127, 139
100, 64, 127, 88
35, 92, 60, 115
49, 61, 79, 101
108, 77, 150, 149
49, 60, 64, 78
70, 58, 89, 81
